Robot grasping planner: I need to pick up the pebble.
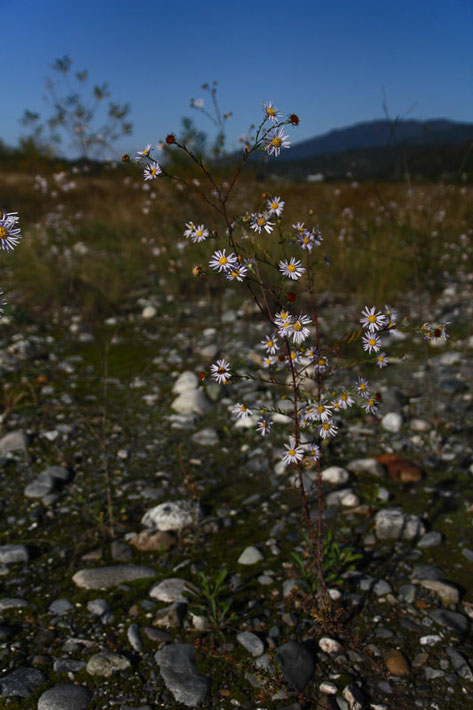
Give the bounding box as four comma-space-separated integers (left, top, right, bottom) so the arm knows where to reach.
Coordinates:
155, 643, 210, 708
319, 680, 338, 694
0, 597, 28, 610
0, 666, 45, 697
375, 508, 425, 540
237, 631, 265, 657
127, 623, 144, 652
130, 530, 176, 551
86, 652, 131, 677
347, 458, 385, 478
0, 544, 29, 564
420, 580, 460, 604
53, 658, 86, 673
321, 466, 350, 484
37, 684, 92, 709
417, 531, 443, 548
24, 465, 70, 499
149, 577, 195, 603
72, 565, 156, 589
381, 412, 403, 433
277, 641, 316, 692
238, 545, 264, 564
48, 598, 73, 614
141, 500, 202, 531
319, 637, 343, 655
171, 389, 212, 415
420, 635, 442, 646
191, 427, 219, 446
446, 648, 473, 681
142, 305, 157, 319
430, 609, 469, 634
383, 649, 410, 675
0, 429, 27, 455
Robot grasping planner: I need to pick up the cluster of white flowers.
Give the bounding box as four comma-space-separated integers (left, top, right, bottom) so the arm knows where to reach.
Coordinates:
135, 144, 163, 182
0, 210, 22, 316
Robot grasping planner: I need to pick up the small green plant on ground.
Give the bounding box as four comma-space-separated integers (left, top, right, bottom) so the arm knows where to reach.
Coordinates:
291, 529, 363, 593
185, 568, 237, 630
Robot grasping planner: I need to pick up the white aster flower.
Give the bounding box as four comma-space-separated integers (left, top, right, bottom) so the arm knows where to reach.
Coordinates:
282, 438, 305, 465
0, 212, 21, 251
362, 396, 379, 415
287, 350, 301, 365
262, 100, 282, 123
318, 421, 338, 439
266, 196, 285, 217
183, 222, 195, 238
362, 332, 382, 353
209, 249, 238, 272
210, 359, 231, 384
297, 231, 315, 251
356, 377, 370, 398
260, 334, 279, 354
314, 353, 329, 373
250, 212, 274, 234
226, 264, 248, 282
279, 257, 305, 280
257, 417, 272, 436
232, 403, 252, 419
264, 127, 291, 157
144, 161, 162, 181
293, 222, 306, 234
360, 306, 386, 332
308, 443, 321, 462
338, 390, 355, 409
376, 352, 388, 368
136, 143, 152, 161
191, 224, 209, 243
262, 355, 275, 368
315, 399, 333, 423
289, 314, 311, 344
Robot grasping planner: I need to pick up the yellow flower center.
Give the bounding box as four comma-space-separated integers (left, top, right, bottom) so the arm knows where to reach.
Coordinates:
322, 423, 330, 431
369, 338, 376, 346
288, 264, 296, 272
267, 340, 273, 348
218, 366, 225, 374
196, 230, 203, 237
293, 321, 302, 331
360, 384, 366, 391
257, 217, 266, 227
378, 355, 384, 362
218, 256, 228, 265
368, 314, 376, 323
290, 352, 297, 360
0, 227, 7, 239
318, 358, 326, 366
341, 392, 348, 401
297, 226, 304, 232
288, 448, 296, 456
240, 405, 247, 412
302, 236, 310, 243
271, 137, 282, 147
271, 202, 278, 210
317, 405, 325, 413
267, 107, 276, 116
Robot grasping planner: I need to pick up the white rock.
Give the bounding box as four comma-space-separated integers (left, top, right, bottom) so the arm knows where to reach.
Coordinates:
149, 578, 196, 603
321, 466, 350, 485
172, 371, 199, 394
420, 635, 442, 646
171, 389, 212, 415
0, 430, 27, 455
142, 305, 157, 319
326, 488, 359, 508
419, 580, 460, 604
319, 680, 338, 694
375, 508, 425, 540
191, 428, 219, 446
410, 418, 430, 432
141, 500, 202, 531
238, 546, 264, 565
381, 412, 403, 433
319, 636, 343, 655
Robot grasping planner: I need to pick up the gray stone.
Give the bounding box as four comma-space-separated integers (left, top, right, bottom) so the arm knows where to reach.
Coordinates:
417, 531, 443, 548
155, 643, 210, 707
237, 631, 265, 657
326, 488, 359, 507
343, 683, 366, 710
381, 412, 403, 433
321, 466, 350, 485
282, 579, 304, 598
53, 658, 86, 673
238, 545, 264, 565
0, 667, 45, 697
276, 641, 316, 691
420, 580, 460, 604
347, 458, 385, 478
172, 371, 199, 394
141, 500, 202, 531
430, 609, 469, 634
127, 623, 144, 652
398, 584, 416, 603
49, 598, 73, 614
149, 577, 195, 603
87, 598, 111, 616
375, 508, 425, 540
152, 602, 187, 628
37, 684, 91, 709
412, 564, 445, 581
86, 652, 131, 677
0, 597, 28, 610
0, 430, 27, 455
191, 428, 219, 446
446, 648, 473, 681
0, 544, 29, 564
72, 565, 156, 589
25, 466, 70, 498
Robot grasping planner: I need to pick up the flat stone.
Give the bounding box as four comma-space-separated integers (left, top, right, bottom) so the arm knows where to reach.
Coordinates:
141, 500, 202, 531
144, 627, 172, 643
0, 667, 45, 697
383, 649, 410, 675
430, 609, 469, 634
420, 580, 460, 604
326, 488, 359, 507
149, 578, 196, 603
321, 466, 350, 485
277, 641, 316, 692
130, 530, 176, 552
110, 540, 133, 562
0, 430, 27, 455
0, 544, 29, 564
376, 454, 422, 483
417, 531, 442, 548
48, 598, 73, 614
375, 508, 425, 540
191, 428, 219, 446
411, 564, 445, 581
86, 652, 131, 677
52, 658, 86, 673
381, 412, 403, 433
142, 305, 157, 319
446, 648, 473, 681
72, 565, 156, 589
171, 389, 212, 415
238, 546, 264, 565
0, 597, 28, 610
127, 623, 144, 652
24, 466, 70, 498
37, 684, 92, 709
319, 637, 343, 655
172, 371, 199, 394
155, 643, 210, 707
152, 602, 187, 628
237, 631, 265, 657
343, 683, 366, 709
87, 598, 112, 616
347, 458, 385, 478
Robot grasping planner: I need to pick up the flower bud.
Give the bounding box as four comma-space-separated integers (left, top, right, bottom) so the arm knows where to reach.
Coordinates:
121, 154, 130, 162
192, 265, 203, 277
165, 134, 176, 145
287, 292, 297, 303
289, 114, 300, 126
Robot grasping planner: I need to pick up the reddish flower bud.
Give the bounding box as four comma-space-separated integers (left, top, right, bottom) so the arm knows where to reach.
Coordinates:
165, 133, 176, 145
278, 354, 285, 362
199, 370, 206, 380
287, 292, 297, 303
192, 265, 203, 277
121, 153, 130, 162
289, 114, 300, 126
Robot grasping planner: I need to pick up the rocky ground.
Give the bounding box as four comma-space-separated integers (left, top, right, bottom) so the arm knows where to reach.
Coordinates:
0, 276, 473, 710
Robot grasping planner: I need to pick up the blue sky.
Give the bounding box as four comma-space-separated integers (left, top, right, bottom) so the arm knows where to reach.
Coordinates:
2, 0, 472, 158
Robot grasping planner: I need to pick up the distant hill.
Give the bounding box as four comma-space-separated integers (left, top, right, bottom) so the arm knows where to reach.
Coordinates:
278, 118, 473, 161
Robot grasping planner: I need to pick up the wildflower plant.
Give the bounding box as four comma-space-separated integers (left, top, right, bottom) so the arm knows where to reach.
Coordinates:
134, 96, 450, 605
